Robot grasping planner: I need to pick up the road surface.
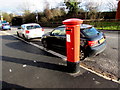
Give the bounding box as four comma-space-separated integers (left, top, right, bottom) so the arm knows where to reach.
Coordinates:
0, 27, 119, 89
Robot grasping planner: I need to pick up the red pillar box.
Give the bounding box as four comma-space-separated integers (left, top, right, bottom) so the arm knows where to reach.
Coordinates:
63, 18, 83, 73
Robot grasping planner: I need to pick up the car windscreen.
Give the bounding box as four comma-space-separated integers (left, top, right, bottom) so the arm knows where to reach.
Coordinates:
27, 25, 41, 30
51, 27, 66, 36
82, 27, 99, 36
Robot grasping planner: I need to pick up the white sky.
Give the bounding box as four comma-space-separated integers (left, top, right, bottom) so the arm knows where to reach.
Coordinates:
0, 0, 118, 14
0, 0, 63, 14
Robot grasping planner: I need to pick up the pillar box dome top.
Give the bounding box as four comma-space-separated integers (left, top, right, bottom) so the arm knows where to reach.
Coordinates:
63, 18, 83, 25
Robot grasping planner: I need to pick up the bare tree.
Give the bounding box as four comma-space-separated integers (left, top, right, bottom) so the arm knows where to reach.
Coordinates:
17, 0, 32, 14
1, 12, 12, 22
84, 1, 102, 19
106, 0, 118, 12
43, 0, 53, 20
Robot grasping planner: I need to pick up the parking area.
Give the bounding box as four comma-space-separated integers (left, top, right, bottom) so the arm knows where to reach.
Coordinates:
0, 26, 120, 88
2, 26, 119, 81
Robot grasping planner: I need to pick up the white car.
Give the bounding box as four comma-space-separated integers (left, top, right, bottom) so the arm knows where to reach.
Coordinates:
17, 23, 44, 40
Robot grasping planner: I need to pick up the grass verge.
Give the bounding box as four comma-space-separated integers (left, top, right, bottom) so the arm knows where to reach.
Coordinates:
90, 21, 120, 30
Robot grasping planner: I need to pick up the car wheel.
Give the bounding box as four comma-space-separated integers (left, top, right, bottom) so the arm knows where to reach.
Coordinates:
22, 34, 29, 41
80, 48, 86, 60
42, 40, 49, 49
1, 27, 3, 30
17, 32, 20, 37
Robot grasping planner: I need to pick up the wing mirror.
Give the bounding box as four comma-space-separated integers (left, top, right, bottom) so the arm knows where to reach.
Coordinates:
50, 32, 54, 36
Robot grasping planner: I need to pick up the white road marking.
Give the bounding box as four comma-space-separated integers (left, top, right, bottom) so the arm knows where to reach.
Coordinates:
2, 31, 120, 84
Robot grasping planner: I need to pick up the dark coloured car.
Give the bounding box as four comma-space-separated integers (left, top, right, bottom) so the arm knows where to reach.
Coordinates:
41, 24, 106, 60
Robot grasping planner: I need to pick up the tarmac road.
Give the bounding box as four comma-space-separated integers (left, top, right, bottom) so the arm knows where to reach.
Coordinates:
2, 27, 120, 78
1, 27, 120, 78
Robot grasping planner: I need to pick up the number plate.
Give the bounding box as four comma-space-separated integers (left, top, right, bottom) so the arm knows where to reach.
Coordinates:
99, 38, 105, 44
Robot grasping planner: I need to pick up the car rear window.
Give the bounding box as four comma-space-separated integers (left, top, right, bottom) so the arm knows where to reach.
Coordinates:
27, 25, 41, 30
82, 27, 99, 36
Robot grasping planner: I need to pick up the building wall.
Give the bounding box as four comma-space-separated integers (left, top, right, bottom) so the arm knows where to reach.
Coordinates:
116, 1, 120, 19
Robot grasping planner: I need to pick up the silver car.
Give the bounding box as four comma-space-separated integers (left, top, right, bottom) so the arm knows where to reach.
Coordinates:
1, 23, 11, 30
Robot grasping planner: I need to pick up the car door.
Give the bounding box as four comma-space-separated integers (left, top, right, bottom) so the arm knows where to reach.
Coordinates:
49, 27, 66, 48
19, 25, 25, 37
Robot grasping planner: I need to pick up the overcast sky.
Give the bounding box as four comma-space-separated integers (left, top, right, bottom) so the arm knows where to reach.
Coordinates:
0, 0, 118, 14
0, 0, 62, 13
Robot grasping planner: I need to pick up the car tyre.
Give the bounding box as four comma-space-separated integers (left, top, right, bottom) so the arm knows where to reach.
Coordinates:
17, 32, 20, 37
80, 48, 86, 60
22, 34, 29, 41
42, 40, 49, 49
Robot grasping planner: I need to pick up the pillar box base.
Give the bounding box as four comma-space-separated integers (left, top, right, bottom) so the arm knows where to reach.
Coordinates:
67, 61, 80, 73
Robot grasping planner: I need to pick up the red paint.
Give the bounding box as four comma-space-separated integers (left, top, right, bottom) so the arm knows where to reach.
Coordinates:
88, 40, 98, 46
42, 29, 44, 31
63, 18, 83, 63
116, 1, 120, 19
25, 30, 30, 34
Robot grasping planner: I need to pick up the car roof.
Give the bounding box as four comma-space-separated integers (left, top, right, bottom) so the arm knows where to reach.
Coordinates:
2, 24, 9, 25
80, 24, 92, 29
1, 22, 9, 24
22, 23, 40, 26
58, 24, 92, 29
